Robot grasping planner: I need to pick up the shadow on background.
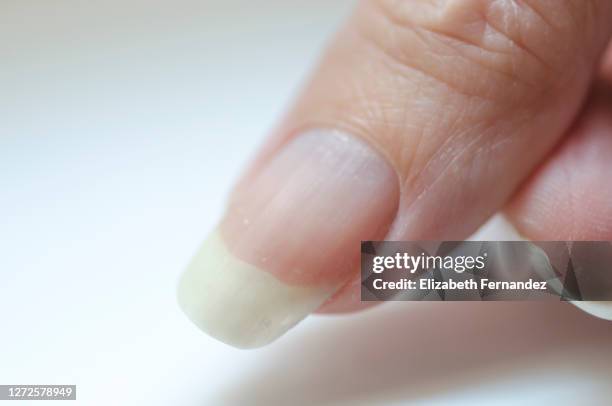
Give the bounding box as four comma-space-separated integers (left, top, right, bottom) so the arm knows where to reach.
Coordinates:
210, 302, 612, 405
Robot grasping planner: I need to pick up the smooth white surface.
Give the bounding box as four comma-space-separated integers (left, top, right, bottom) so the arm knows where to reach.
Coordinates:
2, 1, 612, 405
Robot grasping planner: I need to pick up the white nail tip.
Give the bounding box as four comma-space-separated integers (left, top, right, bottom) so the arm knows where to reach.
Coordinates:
177, 231, 334, 349
570, 301, 612, 320
497, 217, 612, 321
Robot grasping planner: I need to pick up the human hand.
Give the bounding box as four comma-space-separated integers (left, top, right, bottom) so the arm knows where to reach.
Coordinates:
178, 0, 612, 348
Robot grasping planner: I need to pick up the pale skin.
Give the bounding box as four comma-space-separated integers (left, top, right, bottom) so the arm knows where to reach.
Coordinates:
230, 0, 612, 312
178, 0, 612, 347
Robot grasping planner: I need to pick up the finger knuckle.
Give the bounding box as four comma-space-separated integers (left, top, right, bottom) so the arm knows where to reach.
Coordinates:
357, 0, 589, 105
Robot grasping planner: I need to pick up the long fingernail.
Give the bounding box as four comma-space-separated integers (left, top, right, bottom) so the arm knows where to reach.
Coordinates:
177, 130, 399, 348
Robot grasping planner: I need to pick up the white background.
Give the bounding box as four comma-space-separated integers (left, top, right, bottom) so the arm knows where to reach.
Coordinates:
2, 1, 612, 405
